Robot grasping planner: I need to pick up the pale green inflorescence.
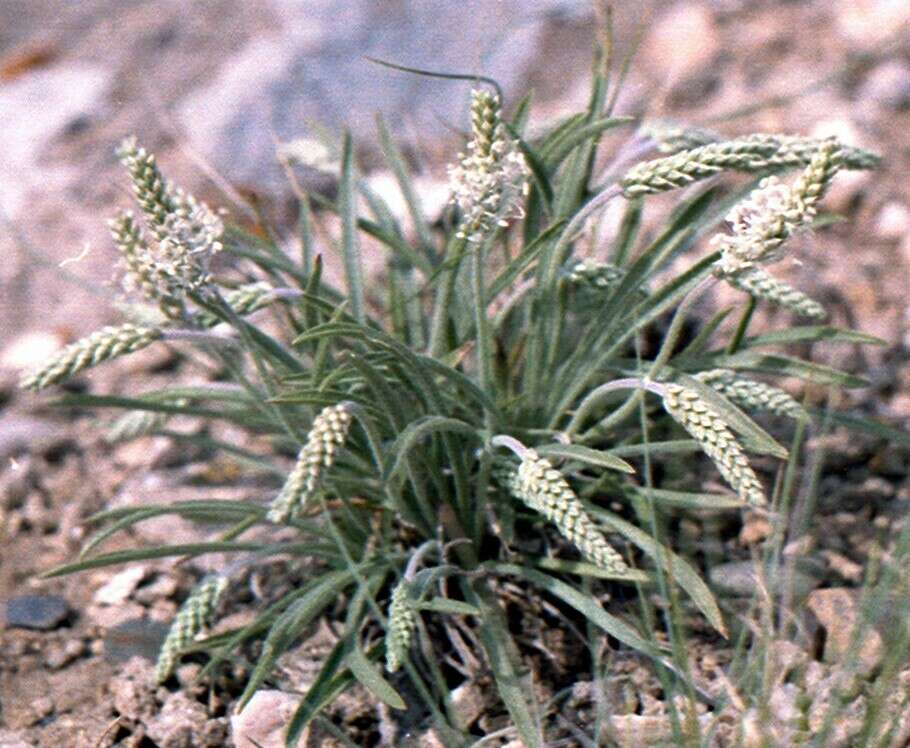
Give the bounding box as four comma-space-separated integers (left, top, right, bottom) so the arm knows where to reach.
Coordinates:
194, 282, 281, 328
385, 579, 417, 673
500, 451, 630, 574
620, 138, 783, 197
725, 266, 826, 319
639, 119, 720, 153
695, 369, 806, 421
156, 575, 228, 683
621, 133, 873, 198
713, 139, 843, 276
565, 259, 626, 290
266, 403, 354, 523
447, 89, 530, 243
662, 383, 766, 506
115, 138, 224, 317
21, 323, 163, 391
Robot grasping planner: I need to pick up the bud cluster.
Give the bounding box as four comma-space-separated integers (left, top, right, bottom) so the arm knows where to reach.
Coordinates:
385, 579, 417, 673
267, 403, 354, 523
662, 384, 766, 506
500, 450, 629, 574
695, 369, 806, 420
21, 323, 163, 391
155, 575, 227, 683
448, 89, 530, 243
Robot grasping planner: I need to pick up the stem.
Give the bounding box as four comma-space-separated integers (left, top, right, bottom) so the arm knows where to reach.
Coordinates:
646, 275, 717, 381
566, 377, 666, 437
428, 236, 467, 358
162, 329, 239, 346
472, 237, 495, 403
726, 295, 756, 354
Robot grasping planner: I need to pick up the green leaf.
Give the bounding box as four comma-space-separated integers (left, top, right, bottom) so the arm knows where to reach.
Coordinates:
383, 416, 479, 483
609, 439, 702, 457
416, 598, 481, 616
678, 373, 789, 459
285, 637, 356, 747
541, 116, 634, 169
535, 557, 649, 582
710, 351, 869, 388
534, 443, 636, 474
626, 488, 745, 510
240, 570, 356, 708
346, 643, 406, 710
819, 411, 910, 449
739, 325, 886, 349
339, 132, 366, 324
43, 542, 266, 577
462, 582, 544, 748
487, 563, 660, 658
589, 507, 728, 638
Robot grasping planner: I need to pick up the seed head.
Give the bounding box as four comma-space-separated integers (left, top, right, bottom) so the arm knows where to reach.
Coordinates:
620, 139, 782, 197
155, 575, 227, 683
662, 384, 766, 506
115, 138, 224, 317
21, 324, 163, 391
385, 579, 417, 673
267, 403, 353, 523
695, 369, 806, 421
725, 266, 826, 319
448, 89, 530, 243
500, 450, 629, 574
195, 282, 279, 328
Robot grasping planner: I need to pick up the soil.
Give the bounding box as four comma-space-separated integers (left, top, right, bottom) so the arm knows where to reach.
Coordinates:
2, 2, 909, 747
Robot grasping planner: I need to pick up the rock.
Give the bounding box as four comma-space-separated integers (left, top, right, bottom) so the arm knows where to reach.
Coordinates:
110, 656, 156, 719
607, 714, 712, 746
145, 691, 227, 748
231, 689, 301, 748
806, 588, 883, 677
0, 64, 109, 216
835, 0, 910, 46
178, 0, 570, 193
43, 638, 85, 670
29, 696, 54, 724
875, 201, 910, 242
0, 330, 67, 375
103, 618, 171, 664
739, 514, 772, 546
93, 566, 148, 606
767, 639, 809, 686
861, 60, 910, 112
450, 682, 484, 731
709, 560, 817, 600
0, 416, 60, 462
134, 573, 179, 605
823, 168, 872, 213
643, 3, 719, 83
0, 728, 33, 748
5, 594, 72, 630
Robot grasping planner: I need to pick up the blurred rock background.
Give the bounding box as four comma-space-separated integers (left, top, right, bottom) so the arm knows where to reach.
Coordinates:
1, 0, 908, 368
1, 3, 909, 745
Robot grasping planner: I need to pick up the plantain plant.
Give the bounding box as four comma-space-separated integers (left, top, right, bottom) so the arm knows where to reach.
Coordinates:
24, 45, 884, 746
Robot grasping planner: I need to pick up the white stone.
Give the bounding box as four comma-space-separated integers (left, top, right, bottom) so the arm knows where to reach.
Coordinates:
0, 331, 67, 373
836, 0, 910, 46
93, 566, 148, 606
643, 3, 719, 82
875, 201, 910, 241
0, 64, 109, 216
231, 689, 301, 748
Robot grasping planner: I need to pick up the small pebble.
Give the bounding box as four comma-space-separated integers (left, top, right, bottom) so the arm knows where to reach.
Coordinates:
5, 595, 72, 630
44, 638, 85, 669
104, 618, 170, 663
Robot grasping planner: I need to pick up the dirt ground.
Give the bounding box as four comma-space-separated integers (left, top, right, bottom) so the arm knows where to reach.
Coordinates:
1, 2, 909, 746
